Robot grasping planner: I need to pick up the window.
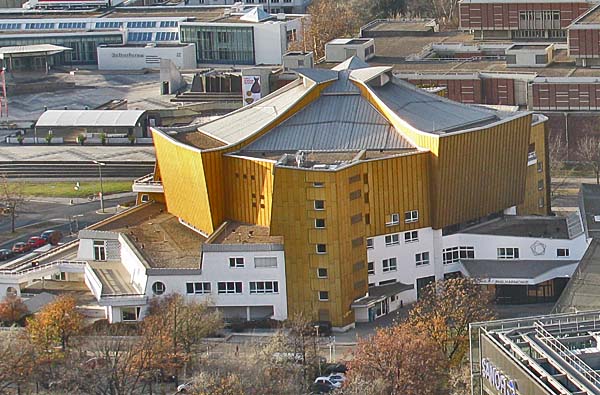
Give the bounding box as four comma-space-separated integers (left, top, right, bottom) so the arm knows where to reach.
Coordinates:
186, 282, 211, 294
315, 218, 326, 228
404, 231, 418, 243
156, 31, 179, 41
317, 268, 328, 278
0, 23, 20, 30
286, 29, 297, 43
313, 182, 324, 187
368, 261, 374, 275
217, 282, 242, 294
537, 161, 543, 173
557, 248, 570, 257
404, 210, 419, 223
160, 20, 178, 27
366, 238, 374, 249
314, 200, 325, 210
316, 244, 327, 254
538, 179, 544, 191
385, 233, 400, 246
250, 281, 279, 294
127, 32, 153, 42
95, 21, 122, 29
386, 213, 400, 226
254, 257, 277, 268
121, 307, 141, 322
152, 281, 166, 295
497, 247, 520, 260
415, 252, 430, 266
382, 258, 397, 272
538, 197, 545, 208
93, 240, 106, 261
229, 257, 244, 268
127, 21, 157, 28
140, 194, 150, 203
443, 246, 475, 264
379, 279, 397, 285
58, 22, 86, 29
318, 291, 329, 301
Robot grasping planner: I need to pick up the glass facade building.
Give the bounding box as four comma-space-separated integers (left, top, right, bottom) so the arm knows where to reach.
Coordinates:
180, 25, 254, 65
0, 32, 123, 65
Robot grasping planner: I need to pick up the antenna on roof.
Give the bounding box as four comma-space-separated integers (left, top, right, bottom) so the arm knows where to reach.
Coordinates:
296, 150, 306, 167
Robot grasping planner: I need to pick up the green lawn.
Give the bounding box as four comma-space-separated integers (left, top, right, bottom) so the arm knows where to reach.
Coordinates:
18, 180, 133, 198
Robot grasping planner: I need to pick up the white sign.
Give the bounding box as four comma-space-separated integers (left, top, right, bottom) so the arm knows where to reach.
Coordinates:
481, 358, 518, 395
242, 76, 261, 106
478, 278, 532, 285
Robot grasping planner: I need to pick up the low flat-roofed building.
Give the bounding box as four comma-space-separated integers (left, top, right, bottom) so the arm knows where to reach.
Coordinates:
568, 2, 600, 66
505, 43, 555, 67
96, 43, 196, 71
325, 38, 375, 63
360, 19, 439, 38
35, 109, 149, 140
78, 203, 288, 323
470, 309, 600, 395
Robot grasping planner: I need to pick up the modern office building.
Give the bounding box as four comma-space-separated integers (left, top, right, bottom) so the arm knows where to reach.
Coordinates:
459, 0, 596, 40
470, 310, 600, 395
0, 5, 307, 67
186, 0, 311, 14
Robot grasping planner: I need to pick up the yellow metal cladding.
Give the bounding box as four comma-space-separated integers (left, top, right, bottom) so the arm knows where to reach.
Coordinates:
517, 120, 551, 215
224, 155, 274, 226
271, 151, 432, 327
358, 81, 533, 228
152, 130, 216, 235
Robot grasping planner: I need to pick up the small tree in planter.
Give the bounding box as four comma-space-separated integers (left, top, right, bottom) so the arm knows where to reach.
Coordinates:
128, 134, 136, 145
45, 133, 53, 145
77, 134, 87, 146
16, 135, 24, 145
100, 133, 107, 146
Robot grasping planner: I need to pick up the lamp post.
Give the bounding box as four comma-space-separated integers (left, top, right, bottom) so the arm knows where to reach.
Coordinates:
92, 160, 106, 213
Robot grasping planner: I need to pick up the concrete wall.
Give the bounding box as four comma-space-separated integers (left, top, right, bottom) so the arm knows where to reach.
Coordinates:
97, 44, 196, 71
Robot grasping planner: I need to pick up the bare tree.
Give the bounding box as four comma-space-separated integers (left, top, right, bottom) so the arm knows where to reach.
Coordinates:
549, 135, 572, 198
0, 331, 35, 394
576, 135, 600, 184
0, 175, 26, 233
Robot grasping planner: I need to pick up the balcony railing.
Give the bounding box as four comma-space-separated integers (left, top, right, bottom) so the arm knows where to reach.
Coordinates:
132, 174, 163, 193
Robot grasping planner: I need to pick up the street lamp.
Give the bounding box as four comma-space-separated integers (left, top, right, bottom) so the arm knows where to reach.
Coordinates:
92, 160, 106, 213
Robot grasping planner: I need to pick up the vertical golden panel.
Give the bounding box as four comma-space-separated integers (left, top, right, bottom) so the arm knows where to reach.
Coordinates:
517, 120, 551, 215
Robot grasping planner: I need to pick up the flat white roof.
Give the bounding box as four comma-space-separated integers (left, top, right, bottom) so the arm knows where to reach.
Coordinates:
36, 110, 145, 128
0, 44, 71, 59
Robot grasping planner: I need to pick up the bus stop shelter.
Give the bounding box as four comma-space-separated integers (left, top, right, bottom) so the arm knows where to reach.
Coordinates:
0, 44, 72, 73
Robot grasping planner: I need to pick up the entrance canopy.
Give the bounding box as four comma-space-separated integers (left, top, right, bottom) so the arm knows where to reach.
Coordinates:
0, 44, 71, 60
462, 259, 579, 285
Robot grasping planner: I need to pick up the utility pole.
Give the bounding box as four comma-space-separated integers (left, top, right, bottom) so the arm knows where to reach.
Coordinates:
92, 160, 106, 213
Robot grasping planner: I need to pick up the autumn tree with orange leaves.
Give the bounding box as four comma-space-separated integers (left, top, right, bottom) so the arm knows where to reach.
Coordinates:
408, 277, 495, 367
0, 295, 29, 325
26, 294, 83, 352
346, 322, 446, 395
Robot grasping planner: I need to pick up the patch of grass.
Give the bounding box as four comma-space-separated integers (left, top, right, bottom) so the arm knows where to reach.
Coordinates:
17, 180, 133, 198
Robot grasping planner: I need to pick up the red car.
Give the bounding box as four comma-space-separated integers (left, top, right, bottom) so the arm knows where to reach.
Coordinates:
27, 236, 46, 249
12, 242, 31, 254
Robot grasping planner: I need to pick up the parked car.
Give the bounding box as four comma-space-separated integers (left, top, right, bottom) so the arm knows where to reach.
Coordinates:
327, 373, 347, 385
0, 249, 13, 260
27, 236, 46, 249
176, 382, 192, 393
40, 230, 63, 245
12, 242, 31, 253
314, 377, 342, 389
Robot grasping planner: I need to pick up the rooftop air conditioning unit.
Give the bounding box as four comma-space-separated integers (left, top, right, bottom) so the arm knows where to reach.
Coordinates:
594, 215, 600, 222
277, 13, 286, 20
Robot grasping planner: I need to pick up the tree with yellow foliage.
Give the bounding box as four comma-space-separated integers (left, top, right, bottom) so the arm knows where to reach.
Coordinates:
26, 294, 83, 352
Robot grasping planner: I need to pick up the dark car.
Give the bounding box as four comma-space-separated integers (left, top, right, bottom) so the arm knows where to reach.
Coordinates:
311, 321, 332, 337
12, 242, 31, 254
0, 249, 13, 260
324, 363, 348, 375
40, 230, 63, 246
309, 382, 335, 394
27, 236, 46, 249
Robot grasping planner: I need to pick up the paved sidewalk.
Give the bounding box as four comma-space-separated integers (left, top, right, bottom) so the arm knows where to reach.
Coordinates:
27, 191, 136, 205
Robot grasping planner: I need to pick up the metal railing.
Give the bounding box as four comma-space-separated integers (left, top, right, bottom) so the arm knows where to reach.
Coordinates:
534, 322, 600, 388
0, 239, 80, 272
133, 173, 161, 185
0, 260, 86, 278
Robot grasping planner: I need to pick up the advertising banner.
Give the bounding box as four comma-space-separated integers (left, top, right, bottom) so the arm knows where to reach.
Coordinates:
242, 76, 261, 106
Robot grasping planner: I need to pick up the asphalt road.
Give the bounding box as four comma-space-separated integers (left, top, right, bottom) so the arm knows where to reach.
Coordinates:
0, 193, 136, 255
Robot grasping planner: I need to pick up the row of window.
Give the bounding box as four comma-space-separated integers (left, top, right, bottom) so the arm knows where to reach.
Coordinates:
183, 281, 280, 295
156, 32, 179, 41
443, 246, 475, 265
58, 22, 86, 29
95, 21, 122, 29
228, 256, 278, 268
127, 32, 153, 42
0, 21, 180, 31
382, 230, 419, 246
127, 21, 157, 28
370, 251, 431, 274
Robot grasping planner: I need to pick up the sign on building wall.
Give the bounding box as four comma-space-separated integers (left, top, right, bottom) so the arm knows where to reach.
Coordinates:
481, 358, 518, 395
242, 76, 261, 106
